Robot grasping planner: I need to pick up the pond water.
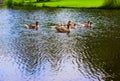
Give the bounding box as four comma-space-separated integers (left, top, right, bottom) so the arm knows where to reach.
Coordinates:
0, 7, 120, 81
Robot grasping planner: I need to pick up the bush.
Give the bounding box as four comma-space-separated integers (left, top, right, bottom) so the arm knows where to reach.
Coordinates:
102, 0, 120, 8
5, 0, 13, 7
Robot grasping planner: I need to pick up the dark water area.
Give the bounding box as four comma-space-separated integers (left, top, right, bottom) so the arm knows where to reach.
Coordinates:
0, 7, 120, 81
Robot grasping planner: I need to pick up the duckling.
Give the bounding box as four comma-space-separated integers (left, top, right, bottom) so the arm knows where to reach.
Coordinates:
25, 21, 39, 30
60, 21, 76, 29
70, 23, 77, 29
80, 21, 92, 28
55, 21, 71, 33
51, 23, 67, 28
51, 21, 76, 29
66, 21, 77, 29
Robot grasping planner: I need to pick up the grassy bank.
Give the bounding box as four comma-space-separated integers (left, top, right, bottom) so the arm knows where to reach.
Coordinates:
35, 0, 104, 8
4, 0, 105, 8
4, 0, 120, 8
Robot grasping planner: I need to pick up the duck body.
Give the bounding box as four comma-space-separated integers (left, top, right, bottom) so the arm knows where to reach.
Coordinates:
70, 23, 77, 29
25, 21, 39, 30
60, 22, 76, 29
80, 21, 92, 28
51, 21, 76, 29
54, 21, 72, 33
55, 26, 70, 33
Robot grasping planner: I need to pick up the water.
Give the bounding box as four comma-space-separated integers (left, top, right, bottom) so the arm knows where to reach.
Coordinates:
0, 7, 120, 81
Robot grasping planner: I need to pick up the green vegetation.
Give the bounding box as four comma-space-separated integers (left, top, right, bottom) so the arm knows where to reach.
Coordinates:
35, 0, 104, 8
102, 0, 120, 8
4, 0, 104, 8
3, 0, 120, 8
4, 0, 12, 7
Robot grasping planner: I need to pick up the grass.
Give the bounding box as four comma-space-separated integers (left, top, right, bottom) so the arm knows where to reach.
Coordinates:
4, 0, 120, 8
37, 0, 104, 8
4, 0, 105, 8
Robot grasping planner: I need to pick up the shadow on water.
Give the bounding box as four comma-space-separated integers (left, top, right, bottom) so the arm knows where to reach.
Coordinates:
0, 7, 120, 81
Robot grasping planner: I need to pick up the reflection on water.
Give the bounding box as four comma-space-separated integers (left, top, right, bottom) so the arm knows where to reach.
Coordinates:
0, 7, 120, 81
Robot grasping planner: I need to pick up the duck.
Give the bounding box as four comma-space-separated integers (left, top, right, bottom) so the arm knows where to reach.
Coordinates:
60, 21, 77, 29
79, 21, 92, 28
51, 23, 67, 28
54, 21, 71, 33
51, 21, 77, 29
25, 21, 39, 30
70, 23, 77, 29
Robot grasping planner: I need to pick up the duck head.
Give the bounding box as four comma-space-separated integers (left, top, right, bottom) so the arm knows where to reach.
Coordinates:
35, 21, 39, 30
67, 21, 71, 29
36, 21, 39, 26
88, 21, 92, 24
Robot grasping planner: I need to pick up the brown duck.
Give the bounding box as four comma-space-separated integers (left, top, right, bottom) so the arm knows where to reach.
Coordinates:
55, 21, 71, 33
80, 21, 92, 28
25, 21, 39, 30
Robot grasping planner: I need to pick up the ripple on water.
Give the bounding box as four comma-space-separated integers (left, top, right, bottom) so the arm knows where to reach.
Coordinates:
0, 7, 120, 81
